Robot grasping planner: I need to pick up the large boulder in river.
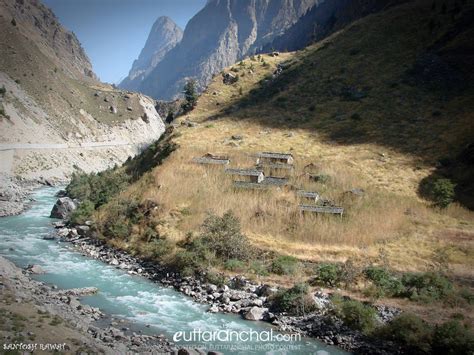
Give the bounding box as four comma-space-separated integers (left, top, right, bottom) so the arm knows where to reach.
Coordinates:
243, 306, 268, 321
50, 197, 77, 219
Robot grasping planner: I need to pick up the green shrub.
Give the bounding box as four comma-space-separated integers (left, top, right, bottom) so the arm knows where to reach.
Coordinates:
270, 283, 316, 316
66, 169, 130, 208
459, 288, 474, 305
198, 211, 253, 261
142, 238, 174, 260
0, 85, 6, 96
224, 259, 246, 272
181, 80, 198, 113
69, 200, 95, 225
313, 263, 343, 287
377, 313, 433, 353
364, 266, 404, 297
100, 198, 140, 239
432, 320, 474, 355
249, 261, 269, 276
401, 272, 453, 303
270, 255, 299, 275
105, 219, 130, 240
421, 177, 456, 208
432, 178, 456, 208
333, 297, 377, 334
205, 271, 226, 287
171, 250, 206, 275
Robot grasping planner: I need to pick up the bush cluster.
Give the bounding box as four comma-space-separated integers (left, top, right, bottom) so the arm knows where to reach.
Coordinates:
400, 271, 454, 303
270, 255, 299, 275
312, 263, 344, 287
364, 266, 404, 298
69, 200, 95, 225
66, 169, 130, 208
420, 177, 456, 208
172, 211, 254, 275
377, 313, 474, 354
270, 283, 317, 316
332, 296, 377, 334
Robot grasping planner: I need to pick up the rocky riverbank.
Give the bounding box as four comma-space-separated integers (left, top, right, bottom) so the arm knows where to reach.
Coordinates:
0, 173, 39, 217
0, 256, 180, 354
55, 223, 404, 354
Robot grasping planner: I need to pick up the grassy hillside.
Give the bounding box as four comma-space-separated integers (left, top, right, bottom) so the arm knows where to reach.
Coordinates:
77, 0, 473, 325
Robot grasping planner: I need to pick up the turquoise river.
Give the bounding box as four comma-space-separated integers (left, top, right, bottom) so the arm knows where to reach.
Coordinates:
0, 187, 348, 355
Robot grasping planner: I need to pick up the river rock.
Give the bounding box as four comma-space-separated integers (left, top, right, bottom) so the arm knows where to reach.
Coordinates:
50, 197, 77, 219
256, 284, 277, 297
208, 305, 219, 313
67, 296, 82, 310
56, 287, 98, 296
27, 264, 45, 274
243, 306, 268, 321
52, 221, 66, 228
77, 225, 91, 236
251, 298, 264, 307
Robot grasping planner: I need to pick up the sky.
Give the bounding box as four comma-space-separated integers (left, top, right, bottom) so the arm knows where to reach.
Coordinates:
43, 0, 206, 84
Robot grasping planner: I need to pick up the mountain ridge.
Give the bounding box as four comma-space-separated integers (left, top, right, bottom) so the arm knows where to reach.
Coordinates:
120, 16, 183, 92
124, 0, 319, 99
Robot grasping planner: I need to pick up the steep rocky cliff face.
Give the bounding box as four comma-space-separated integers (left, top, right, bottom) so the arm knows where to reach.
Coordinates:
0, 0, 96, 81
120, 16, 183, 92
0, 0, 165, 189
132, 0, 318, 99
262, 0, 399, 52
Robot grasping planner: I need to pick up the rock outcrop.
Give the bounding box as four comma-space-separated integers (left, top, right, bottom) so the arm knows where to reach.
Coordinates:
130, 0, 318, 99
120, 16, 183, 92
50, 197, 77, 219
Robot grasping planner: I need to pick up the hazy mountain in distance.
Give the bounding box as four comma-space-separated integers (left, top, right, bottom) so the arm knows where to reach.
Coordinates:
120, 16, 183, 92
132, 0, 319, 99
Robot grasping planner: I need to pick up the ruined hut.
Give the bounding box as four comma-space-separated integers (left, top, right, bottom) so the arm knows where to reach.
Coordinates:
225, 168, 264, 183
192, 153, 230, 165
297, 190, 320, 203
256, 152, 294, 165
299, 205, 344, 217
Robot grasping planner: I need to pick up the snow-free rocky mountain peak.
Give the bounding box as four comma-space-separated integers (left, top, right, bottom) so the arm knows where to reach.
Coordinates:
120, 16, 183, 92
120, 0, 319, 99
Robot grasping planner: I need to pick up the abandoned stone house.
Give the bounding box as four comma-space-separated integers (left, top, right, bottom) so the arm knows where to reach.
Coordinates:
192, 153, 230, 165
225, 168, 265, 183
297, 190, 320, 203
256, 152, 294, 165
299, 204, 344, 217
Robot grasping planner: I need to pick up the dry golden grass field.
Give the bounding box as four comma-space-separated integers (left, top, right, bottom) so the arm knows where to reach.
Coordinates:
112, 49, 474, 280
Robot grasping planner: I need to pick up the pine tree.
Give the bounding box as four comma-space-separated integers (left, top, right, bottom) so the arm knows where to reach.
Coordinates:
181, 80, 198, 113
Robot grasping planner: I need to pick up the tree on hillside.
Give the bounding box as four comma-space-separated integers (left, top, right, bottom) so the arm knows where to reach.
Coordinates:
181, 79, 198, 113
